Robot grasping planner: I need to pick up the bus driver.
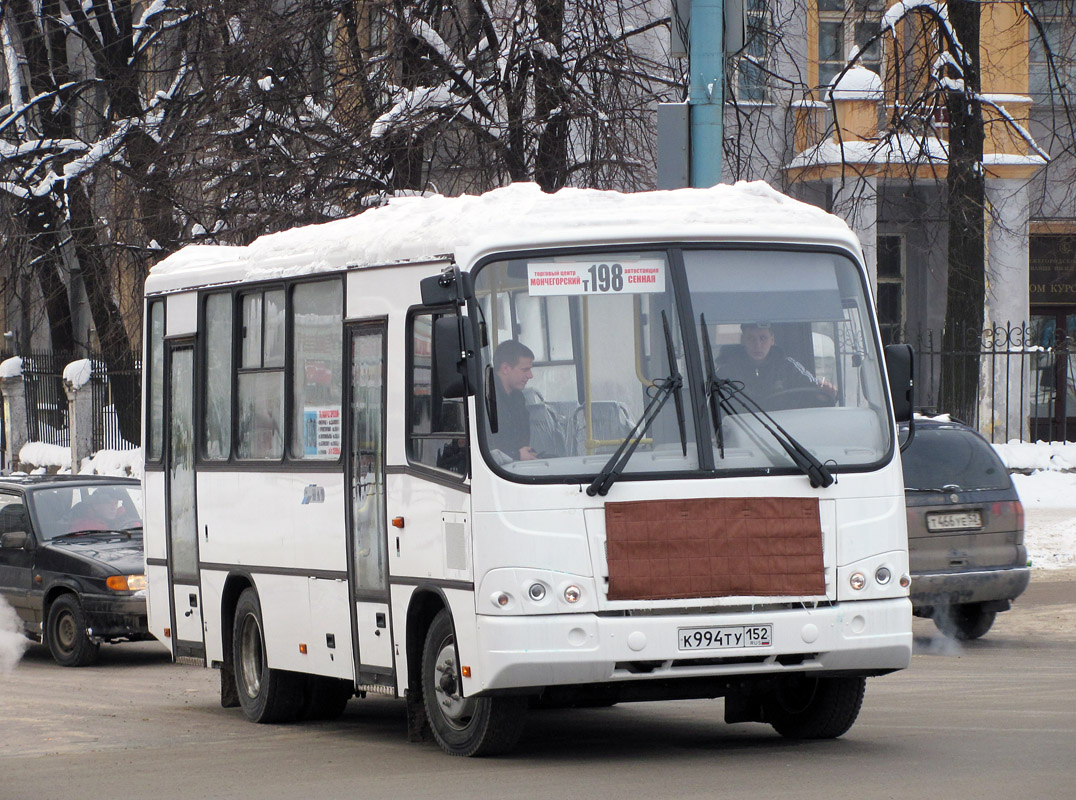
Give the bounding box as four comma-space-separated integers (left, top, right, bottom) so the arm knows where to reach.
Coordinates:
718, 322, 836, 404
489, 340, 538, 461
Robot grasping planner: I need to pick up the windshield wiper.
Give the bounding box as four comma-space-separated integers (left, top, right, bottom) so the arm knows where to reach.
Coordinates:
586, 311, 686, 497
710, 379, 835, 489
699, 314, 725, 458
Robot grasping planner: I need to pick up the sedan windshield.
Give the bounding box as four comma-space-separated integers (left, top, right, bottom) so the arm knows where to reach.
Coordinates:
29, 485, 144, 539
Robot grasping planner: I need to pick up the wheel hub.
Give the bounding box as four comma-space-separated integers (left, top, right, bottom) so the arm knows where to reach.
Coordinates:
238, 614, 264, 699
432, 642, 475, 729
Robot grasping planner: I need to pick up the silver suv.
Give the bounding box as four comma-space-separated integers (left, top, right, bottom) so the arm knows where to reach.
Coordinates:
901, 418, 1030, 640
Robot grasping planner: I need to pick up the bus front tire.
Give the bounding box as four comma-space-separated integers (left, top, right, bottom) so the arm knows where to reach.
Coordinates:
233, 588, 304, 723
763, 675, 865, 739
421, 609, 527, 757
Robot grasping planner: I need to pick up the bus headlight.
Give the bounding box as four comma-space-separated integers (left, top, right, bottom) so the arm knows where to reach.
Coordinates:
563, 585, 582, 604
849, 572, 866, 591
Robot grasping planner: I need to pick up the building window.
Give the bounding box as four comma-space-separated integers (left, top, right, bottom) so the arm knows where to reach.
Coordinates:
817, 0, 883, 89
877, 235, 904, 345
1029, 1, 1076, 103
735, 0, 771, 102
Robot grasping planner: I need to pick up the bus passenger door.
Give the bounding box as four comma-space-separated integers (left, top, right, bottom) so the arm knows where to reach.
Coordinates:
166, 344, 205, 663
347, 323, 394, 684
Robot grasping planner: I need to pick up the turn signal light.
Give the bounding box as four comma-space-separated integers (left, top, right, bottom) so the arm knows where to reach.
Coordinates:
106, 574, 146, 591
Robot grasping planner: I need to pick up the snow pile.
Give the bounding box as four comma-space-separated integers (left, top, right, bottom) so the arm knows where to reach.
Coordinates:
19, 442, 71, 471
62, 358, 92, 389
993, 440, 1076, 472
0, 356, 23, 379
148, 182, 856, 292
0, 596, 28, 674
80, 448, 143, 479
829, 66, 884, 100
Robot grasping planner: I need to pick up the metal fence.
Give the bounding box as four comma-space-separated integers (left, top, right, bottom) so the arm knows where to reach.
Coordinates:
17, 352, 141, 452
898, 321, 1068, 444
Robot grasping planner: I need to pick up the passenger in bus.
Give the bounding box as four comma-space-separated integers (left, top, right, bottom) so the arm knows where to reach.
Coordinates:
718, 322, 836, 406
489, 340, 538, 461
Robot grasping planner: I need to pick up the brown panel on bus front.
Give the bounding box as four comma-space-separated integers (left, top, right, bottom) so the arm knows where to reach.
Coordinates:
604, 497, 825, 600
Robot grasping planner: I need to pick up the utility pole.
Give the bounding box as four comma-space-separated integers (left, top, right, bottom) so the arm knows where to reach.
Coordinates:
688, 0, 725, 188
659, 0, 742, 190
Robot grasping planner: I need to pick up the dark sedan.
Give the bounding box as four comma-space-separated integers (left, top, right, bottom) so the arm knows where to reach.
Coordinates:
0, 475, 149, 666
901, 418, 1030, 640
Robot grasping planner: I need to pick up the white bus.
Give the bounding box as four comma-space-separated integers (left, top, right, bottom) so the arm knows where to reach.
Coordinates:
143, 182, 915, 757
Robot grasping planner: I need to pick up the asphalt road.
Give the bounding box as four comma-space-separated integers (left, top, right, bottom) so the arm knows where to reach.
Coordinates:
2, 571, 1074, 800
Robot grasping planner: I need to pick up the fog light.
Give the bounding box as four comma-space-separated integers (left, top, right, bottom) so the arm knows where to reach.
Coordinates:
563, 585, 581, 604
875, 567, 892, 585
849, 572, 866, 591
528, 583, 546, 601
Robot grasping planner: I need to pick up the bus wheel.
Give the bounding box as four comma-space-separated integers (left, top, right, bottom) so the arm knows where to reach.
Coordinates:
421, 609, 527, 757
301, 676, 353, 721
233, 588, 304, 723
46, 594, 99, 667
763, 675, 865, 739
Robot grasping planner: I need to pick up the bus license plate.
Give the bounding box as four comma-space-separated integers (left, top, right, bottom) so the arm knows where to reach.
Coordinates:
678, 624, 772, 651
926, 510, 982, 532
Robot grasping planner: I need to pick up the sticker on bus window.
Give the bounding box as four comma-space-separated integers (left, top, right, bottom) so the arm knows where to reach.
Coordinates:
527, 259, 666, 296
304, 407, 342, 456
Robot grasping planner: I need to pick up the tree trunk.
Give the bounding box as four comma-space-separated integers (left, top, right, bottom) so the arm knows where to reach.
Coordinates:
940, 0, 985, 424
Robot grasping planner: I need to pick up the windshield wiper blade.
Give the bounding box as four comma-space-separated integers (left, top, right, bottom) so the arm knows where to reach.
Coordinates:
699, 314, 724, 458
586, 311, 685, 497
715, 380, 835, 489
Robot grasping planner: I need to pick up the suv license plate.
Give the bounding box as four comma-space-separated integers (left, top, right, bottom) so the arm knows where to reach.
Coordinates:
926, 510, 982, 532
678, 624, 772, 651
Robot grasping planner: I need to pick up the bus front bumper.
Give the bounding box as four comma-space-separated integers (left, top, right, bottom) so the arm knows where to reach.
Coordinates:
471, 598, 912, 693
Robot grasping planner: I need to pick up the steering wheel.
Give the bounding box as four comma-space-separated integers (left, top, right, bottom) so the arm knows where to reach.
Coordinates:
763, 387, 836, 412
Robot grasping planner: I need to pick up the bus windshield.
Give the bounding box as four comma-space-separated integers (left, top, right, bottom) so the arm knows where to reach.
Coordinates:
472, 247, 891, 481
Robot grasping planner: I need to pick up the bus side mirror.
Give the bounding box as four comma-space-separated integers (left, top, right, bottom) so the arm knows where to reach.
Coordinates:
434, 315, 477, 399
884, 344, 914, 423
420, 268, 473, 307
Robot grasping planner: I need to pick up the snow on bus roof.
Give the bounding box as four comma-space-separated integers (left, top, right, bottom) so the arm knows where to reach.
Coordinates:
147, 181, 857, 293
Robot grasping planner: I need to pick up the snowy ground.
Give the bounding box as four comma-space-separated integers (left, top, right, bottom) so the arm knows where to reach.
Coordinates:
1001, 444, 1076, 570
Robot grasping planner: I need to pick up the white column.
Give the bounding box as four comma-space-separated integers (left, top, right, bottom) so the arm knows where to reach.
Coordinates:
981, 178, 1031, 442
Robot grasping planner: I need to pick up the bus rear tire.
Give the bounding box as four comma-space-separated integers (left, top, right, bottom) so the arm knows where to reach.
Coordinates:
421, 609, 527, 757
233, 588, 304, 723
763, 675, 865, 739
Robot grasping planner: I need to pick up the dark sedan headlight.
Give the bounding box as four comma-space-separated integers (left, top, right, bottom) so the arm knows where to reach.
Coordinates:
106, 574, 147, 592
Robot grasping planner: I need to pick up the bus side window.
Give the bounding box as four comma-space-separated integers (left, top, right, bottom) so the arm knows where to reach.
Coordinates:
202, 292, 232, 460
237, 289, 285, 460
146, 300, 165, 462
408, 311, 468, 477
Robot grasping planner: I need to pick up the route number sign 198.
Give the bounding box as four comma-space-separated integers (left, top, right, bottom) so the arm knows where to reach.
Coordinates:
527, 259, 666, 296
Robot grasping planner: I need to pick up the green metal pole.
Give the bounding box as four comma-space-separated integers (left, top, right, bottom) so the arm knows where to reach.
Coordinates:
688, 0, 725, 187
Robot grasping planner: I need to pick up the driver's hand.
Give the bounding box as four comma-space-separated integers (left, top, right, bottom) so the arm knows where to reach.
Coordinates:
819, 379, 837, 398
519, 446, 538, 460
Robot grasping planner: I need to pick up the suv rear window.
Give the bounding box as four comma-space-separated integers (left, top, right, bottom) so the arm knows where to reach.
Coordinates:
901, 427, 1011, 491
